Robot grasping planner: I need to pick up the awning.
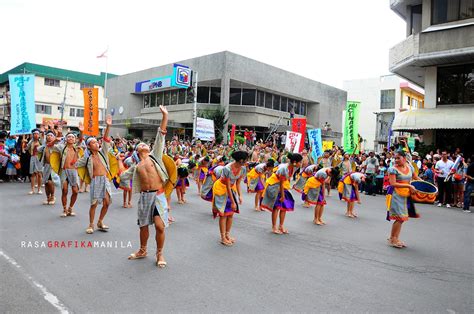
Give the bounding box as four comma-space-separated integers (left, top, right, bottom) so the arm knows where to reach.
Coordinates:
392, 107, 474, 131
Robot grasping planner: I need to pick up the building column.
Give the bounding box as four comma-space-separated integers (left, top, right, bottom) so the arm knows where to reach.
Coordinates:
220, 75, 230, 144
424, 67, 437, 109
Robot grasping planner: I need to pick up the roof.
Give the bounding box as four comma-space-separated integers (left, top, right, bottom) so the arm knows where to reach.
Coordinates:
391, 107, 474, 131
0, 63, 117, 86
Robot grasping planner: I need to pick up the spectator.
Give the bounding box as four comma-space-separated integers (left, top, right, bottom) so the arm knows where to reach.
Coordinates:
463, 155, 474, 213
435, 151, 454, 208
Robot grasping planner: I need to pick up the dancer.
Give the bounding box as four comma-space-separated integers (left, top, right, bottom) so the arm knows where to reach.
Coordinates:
121, 105, 171, 268
338, 171, 366, 218
212, 151, 248, 246
118, 153, 134, 208
247, 159, 275, 211
197, 156, 210, 194
200, 164, 225, 202
386, 149, 420, 248
76, 115, 114, 233
27, 129, 43, 195
293, 164, 318, 207
303, 167, 339, 225
261, 153, 303, 234
176, 165, 190, 204
39, 128, 59, 205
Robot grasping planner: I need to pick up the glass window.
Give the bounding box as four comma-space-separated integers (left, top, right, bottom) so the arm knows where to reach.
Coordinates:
242, 89, 256, 106
273, 95, 281, 111
150, 93, 156, 108
380, 89, 396, 109
197, 87, 210, 103
432, 0, 473, 24
76, 109, 84, 117
178, 89, 186, 104
170, 90, 178, 105
156, 92, 163, 107
44, 78, 60, 87
410, 5, 422, 34
210, 87, 221, 104
144, 95, 150, 108
281, 97, 288, 112
69, 108, 75, 117
229, 88, 241, 105
265, 92, 272, 109
437, 63, 474, 105
80, 83, 94, 89
295, 101, 302, 114
301, 102, 306, 116
35, 104, 51, 114
163, 91, 170, 106
288, 99, 296, 114
460, 0, 474, 19
186, 87, 195, 104
257, 91, 264, 107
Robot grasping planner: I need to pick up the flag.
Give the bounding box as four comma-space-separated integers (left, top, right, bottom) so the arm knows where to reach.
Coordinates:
96, 49, 108, 58
83, 88, 99, 136
8, 74, 36, 135
307, 129, 323, 162
291, 118, 306, 153
343, 101, 360, 154
285, 131, 302, 153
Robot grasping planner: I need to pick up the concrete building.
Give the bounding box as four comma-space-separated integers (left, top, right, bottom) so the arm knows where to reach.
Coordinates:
389, 0, 474, 154
106, 51, 346, 143
343, 74, 424, 152
0, 63, 112, 130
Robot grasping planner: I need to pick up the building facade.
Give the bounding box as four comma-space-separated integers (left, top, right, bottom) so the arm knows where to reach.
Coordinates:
107, 51, 346, 143
0, 63, 111, 131
343, 74, 424, 152
389, 0, 474, 154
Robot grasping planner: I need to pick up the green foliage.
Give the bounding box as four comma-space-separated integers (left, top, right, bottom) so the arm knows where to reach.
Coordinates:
198, 107, 228, 143
234, 135, 245, 144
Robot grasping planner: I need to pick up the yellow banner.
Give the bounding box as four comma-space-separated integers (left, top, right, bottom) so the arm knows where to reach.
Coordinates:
82, 88, 99, 136
322, 141, 333, 151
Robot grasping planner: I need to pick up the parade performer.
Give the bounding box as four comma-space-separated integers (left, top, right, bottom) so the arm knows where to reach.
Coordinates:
200, 164, 224, 202
261, 153, 303, 234
293, 164, 318, 207
77, 115, 117, 234
303, 167, 339, 225
246, 159, 275, 211
196, 156, 210, 194
176, 165, 190, 204
338, 172, 366, 218
118, 153, 134, 208
211, 151, 248, 246
38, 127, 60, 205
386, 149, 420, 248
120, 106, 175, 268
27, 129, 43, 195
318, 150, 336, 196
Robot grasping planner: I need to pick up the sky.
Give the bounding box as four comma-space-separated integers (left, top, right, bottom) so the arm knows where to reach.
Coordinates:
1, 0, 406, 89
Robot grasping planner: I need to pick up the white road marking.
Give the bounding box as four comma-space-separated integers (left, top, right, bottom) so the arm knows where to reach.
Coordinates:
0, 250, 70, 314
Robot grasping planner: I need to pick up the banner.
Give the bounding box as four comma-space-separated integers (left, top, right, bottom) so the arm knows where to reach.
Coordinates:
322, 141, 333, 151
230, 124, 236, 146
285, 131, 302, 154
82, 88, 99, 136
343, 101, 360, 154
307, 129, 323, 162
407, 137, 415, 151
195, 117, 215, 141
291, 118, 306, 152
8, 74, 36, 135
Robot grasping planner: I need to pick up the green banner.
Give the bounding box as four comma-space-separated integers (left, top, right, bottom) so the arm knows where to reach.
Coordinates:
343, 101, 360, 154
408, 137, 415, 151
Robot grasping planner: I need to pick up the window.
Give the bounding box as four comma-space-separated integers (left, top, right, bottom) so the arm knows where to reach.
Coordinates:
150, 93, 156, 107
186, 87, 195, 104
36, 104, 52, 114
281, 97, 288, 112
156, 92, 164, 107
210, 87, 221, 104
264, 92, 272, 109
170, 90, 178, 105
70, 108, 75, 117
273, 95, 281, 111
288, 99, 296, 114
80, 83, 94, 89
178, 89, 186, 104
229, 88, 241, 105
301, 102, 306, 116
437, 63, 474, 105
144, 95, 150, 108
163, 91, 170, 106
380, 89, 396, 109
410, 5, 422, 34
44, 78, 60, 87
76, 109, 84, 117
197, 87, 210, 103
242, 89, 256, 106
432, 0, 474, 25
257, 91, 265, 107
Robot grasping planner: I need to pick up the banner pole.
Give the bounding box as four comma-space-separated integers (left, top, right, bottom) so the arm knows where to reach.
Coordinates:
192, 71, 198, 139
60, 77, 68, 125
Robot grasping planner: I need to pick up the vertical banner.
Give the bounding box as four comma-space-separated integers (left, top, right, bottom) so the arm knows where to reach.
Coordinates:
82, 88, 99, 136
8, 74, 36, 135
322, 141, 333, 151
307, 129, 323, 162
230, 124, 236, 146
285, 131, 302, 153
343, 101, 360, 154
291, 118, 306, 152
407, 137, 415, 151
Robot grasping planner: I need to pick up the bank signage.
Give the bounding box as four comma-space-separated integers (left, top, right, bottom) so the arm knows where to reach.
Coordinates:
172, 64, 191, 88
135, 77, 172, 93
135, 64, 192, 93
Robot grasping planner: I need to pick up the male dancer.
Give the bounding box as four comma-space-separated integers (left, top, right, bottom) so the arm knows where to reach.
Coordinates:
122, 105, 170, 268
27, 129, 43, 194
39, 125, 58, 205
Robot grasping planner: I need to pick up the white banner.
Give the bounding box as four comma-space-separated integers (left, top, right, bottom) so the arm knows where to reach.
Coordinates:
195, 117, 215, 141
285, 131, 302, 153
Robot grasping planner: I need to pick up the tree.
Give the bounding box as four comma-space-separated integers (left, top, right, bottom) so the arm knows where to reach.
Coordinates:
197, 107, 228, 143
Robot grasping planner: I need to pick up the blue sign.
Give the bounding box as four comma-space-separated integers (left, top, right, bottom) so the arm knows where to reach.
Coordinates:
135, 76, 172, 93
9, 74, 36, 135
135, 64, 192, 93
307, 128, 323, 162
172, 64, 191, 88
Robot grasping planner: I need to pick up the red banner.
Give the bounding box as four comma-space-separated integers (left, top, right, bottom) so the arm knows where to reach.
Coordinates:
230, 124, 236, 146
291, 118, 306, 152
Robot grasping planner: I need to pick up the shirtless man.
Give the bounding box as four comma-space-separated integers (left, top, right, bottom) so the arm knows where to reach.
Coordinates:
76, 116, 112, 233
27, 129, 44, 195
39, 124, 59, 205
122, 105, 170, 268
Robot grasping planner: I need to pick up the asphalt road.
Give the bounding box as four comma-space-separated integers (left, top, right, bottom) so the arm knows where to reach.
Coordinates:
0, 180, 473, 313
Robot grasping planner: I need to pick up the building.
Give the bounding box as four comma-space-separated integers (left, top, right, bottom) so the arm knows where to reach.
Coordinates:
343, 74, 424, 152
106, 51, 346, 143
389, 0, 474, 155
0, 63, 113, 130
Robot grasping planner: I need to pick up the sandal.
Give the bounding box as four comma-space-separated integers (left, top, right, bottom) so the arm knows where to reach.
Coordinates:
387, 239, 403, 248
272, 228, 283, 235
128, 247, 147, 260
156, 251, 167, 268
225, 232, 236, 244
28, 191, 34, 195
67, 207, 76, 217
48, 197, 56, 205
43, 200, 50, 205
60, 209, 68, 218
279, 226, 290, 234
86, 225, 94, 234
220, 233, 233, 246
97, 221, 109, 232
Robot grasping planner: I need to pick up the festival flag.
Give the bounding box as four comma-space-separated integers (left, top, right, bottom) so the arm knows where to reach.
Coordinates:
96, 49, 108, 58
230, 124, 236, 146
291, 118, 306, 152
82, 88, 99, 136
8, 74, 36, 135
343, 101, 360, 154
285, 131, 302, 153
322, 140, 333, 151
307, 129, 323, 162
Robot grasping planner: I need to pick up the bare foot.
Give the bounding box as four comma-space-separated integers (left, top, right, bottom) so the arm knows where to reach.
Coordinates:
279, 226, 289, 234
122, 203, 127, 208
220, 238, 233, 246
319, 220, 326, 225
226, 233, 236, 243
272, 228, 283, 234
314, 220, 322, 225
127, 203, 133, 208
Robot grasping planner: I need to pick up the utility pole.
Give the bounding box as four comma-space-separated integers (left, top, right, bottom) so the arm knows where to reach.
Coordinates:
192, 71, 198, 139
60, 78, 68, 125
